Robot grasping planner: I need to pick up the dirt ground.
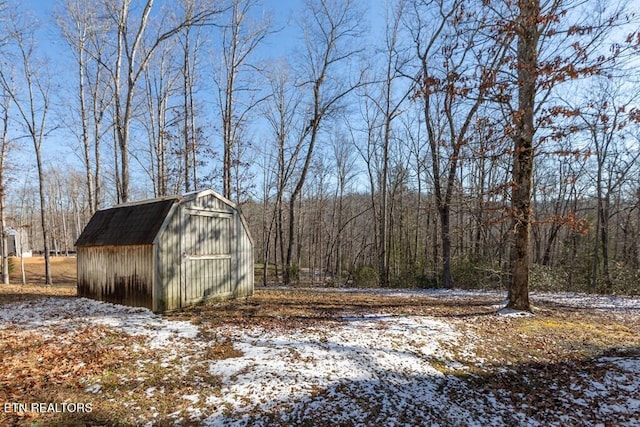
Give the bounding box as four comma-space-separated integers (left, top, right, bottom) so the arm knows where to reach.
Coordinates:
0, 257, 77, 303
8, 256, 77, 285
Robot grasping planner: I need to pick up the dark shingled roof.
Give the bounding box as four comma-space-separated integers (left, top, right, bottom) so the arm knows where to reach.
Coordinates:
75, 198, 178, 246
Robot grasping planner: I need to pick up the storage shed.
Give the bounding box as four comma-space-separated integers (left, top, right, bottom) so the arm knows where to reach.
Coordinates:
6, 227, 31, 257
76, 189, 254, 312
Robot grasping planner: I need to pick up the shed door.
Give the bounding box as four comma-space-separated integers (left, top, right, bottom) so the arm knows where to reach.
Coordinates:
181, 211, 233, 306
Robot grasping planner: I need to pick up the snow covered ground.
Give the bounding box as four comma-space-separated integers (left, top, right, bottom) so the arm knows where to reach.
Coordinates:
1, 290, 639, 426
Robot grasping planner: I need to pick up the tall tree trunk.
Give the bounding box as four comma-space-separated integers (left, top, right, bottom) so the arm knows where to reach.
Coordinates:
1, 90, 11, 285
379, 119, 390, 287
78, 42, 96, 214
35, 148, 53, 285
0, 194, 7, 285
508, 0, 540, 311
285, 118, 320, 284
0, 12, 53, 284
440, 205, 453, 287
600, 191, 612, 290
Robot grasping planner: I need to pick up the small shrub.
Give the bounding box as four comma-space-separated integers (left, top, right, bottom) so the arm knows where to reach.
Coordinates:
351, 265, 378, 288
410, 273, 440, 289
389, 271, 440, 289
609, 263, 640, 295
287, 265, 300, 283
449, 258, 505, 290
529, 264, 569, 293
529, 260, 640, 295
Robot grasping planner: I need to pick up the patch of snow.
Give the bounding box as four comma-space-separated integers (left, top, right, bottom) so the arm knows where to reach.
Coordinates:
0, 297, 199, 348
1, 291, 639, 426
496, 307, 534, 317
276, 286, 507, 300
203, 315, 475, 426
182, 394, 200, 404
531, 292, 640, 311
84, 384, 102, 394
598, 357, 640, 372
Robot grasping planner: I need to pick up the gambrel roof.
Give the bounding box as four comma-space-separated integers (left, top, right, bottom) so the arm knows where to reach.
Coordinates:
75, 198, 179, 247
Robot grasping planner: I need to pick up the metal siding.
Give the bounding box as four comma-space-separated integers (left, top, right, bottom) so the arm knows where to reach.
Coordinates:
155, 204, 184, 312
77, 245, 154, 309
232, 212, 239, 295
228, 210, 253, 299
153, 244, 160, 313
198, 194, 226, 211
236, 212, 254, 298
182, 206, 234, 304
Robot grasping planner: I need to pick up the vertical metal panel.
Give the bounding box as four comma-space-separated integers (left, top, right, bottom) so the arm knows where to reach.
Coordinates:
234, 209, 254, 298
77, 245, 154, 309
155, 203, 183, 311
197, 193, 226, 211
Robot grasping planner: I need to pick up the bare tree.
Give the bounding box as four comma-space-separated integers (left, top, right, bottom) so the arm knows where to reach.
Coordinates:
352, 80, 382, 279
179, 0, 206, 193
531, 152, 585, 267
0, 80, 13, 284
0, 0, 12, 283
1, 7, 17, 284
140, 36, 180, 196
369, 0, 411, 286
570, 78, 640, 290
57, 0, 115, 214
214, 0, 271, 201
401, 109, 429, 273
262, 59, 303, 283
283, 0, 366, 285
406, 0, 505, 288
0, 10, 54, 284
327, 129, 359, 280
97, 0, 222, 203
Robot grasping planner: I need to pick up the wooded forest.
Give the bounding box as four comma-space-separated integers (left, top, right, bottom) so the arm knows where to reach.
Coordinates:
1, 0, 640, 311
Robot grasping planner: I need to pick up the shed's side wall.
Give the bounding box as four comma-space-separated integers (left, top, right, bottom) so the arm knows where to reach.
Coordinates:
189, 193, 253, 299
156, 193, 254, 311
183, 212, 232, 300
155, 209, 182, 312
233, 210, 254, 298
77, 245, 154, 309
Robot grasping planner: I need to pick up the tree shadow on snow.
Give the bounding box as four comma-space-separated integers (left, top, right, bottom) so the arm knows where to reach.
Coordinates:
210, 345, 640, 427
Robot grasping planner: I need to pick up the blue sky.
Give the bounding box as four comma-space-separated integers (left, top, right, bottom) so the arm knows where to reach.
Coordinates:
6, 0, 385, 203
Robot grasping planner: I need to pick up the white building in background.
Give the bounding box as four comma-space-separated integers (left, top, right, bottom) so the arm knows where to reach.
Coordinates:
6, 227, 32, 257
